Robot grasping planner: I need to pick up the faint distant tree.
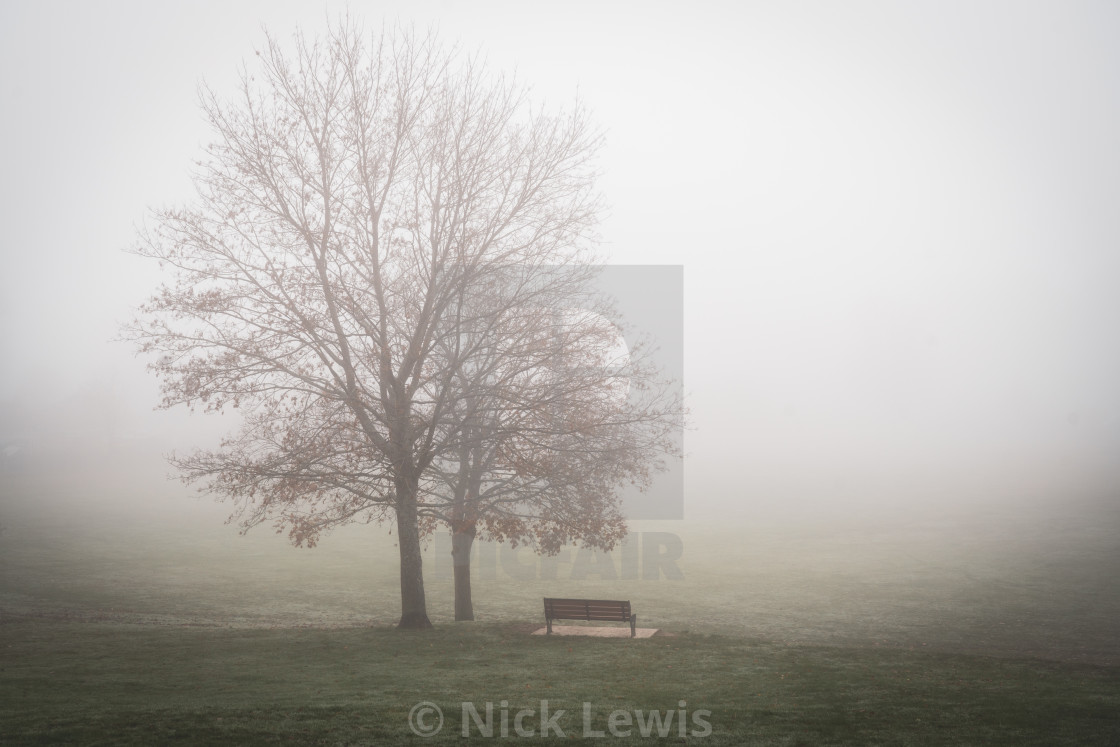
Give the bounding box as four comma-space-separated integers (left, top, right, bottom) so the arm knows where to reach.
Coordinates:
127, 21, 610, 629
128, 20, 685, 630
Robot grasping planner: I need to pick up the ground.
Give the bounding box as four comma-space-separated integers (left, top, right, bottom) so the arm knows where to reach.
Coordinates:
1, 472, 1119, 743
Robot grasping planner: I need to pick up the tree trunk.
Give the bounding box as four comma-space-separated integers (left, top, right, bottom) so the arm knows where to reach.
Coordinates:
451, 520, 477, 621
395, 482, 432, 629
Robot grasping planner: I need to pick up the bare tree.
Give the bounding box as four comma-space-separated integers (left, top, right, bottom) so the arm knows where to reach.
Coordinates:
423, 271, 682, 620
128, 21, 603, 628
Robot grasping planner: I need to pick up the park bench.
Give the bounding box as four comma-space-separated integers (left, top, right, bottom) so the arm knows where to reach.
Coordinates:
543, 597, 637, 637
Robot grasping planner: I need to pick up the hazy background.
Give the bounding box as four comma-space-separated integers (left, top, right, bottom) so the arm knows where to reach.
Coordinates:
2, 0, 1119, 529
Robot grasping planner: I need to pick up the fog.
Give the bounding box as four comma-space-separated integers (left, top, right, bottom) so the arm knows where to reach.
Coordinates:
2, 0, 1119, 531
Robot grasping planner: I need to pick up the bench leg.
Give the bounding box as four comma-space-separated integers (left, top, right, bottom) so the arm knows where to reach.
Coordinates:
631, 615, 636, 638
547, 618, 552, 635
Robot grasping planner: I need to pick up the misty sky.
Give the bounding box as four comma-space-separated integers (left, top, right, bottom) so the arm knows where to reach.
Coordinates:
2, 0, 1119, 518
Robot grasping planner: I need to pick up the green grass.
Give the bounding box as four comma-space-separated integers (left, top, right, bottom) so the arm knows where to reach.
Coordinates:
2, 620, 1118, 745
2, 471, 1120, 743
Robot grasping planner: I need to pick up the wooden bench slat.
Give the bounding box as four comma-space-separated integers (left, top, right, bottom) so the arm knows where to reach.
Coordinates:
545, 598, 633, 606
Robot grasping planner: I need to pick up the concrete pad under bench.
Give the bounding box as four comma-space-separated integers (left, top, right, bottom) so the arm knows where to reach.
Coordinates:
532, 625, 659, 638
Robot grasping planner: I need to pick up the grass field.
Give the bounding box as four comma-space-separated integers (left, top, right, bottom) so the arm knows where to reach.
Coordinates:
2, 467, 1120, 744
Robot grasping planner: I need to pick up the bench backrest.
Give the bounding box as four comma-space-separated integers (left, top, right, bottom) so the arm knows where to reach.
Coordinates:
544, 597, 632, 622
